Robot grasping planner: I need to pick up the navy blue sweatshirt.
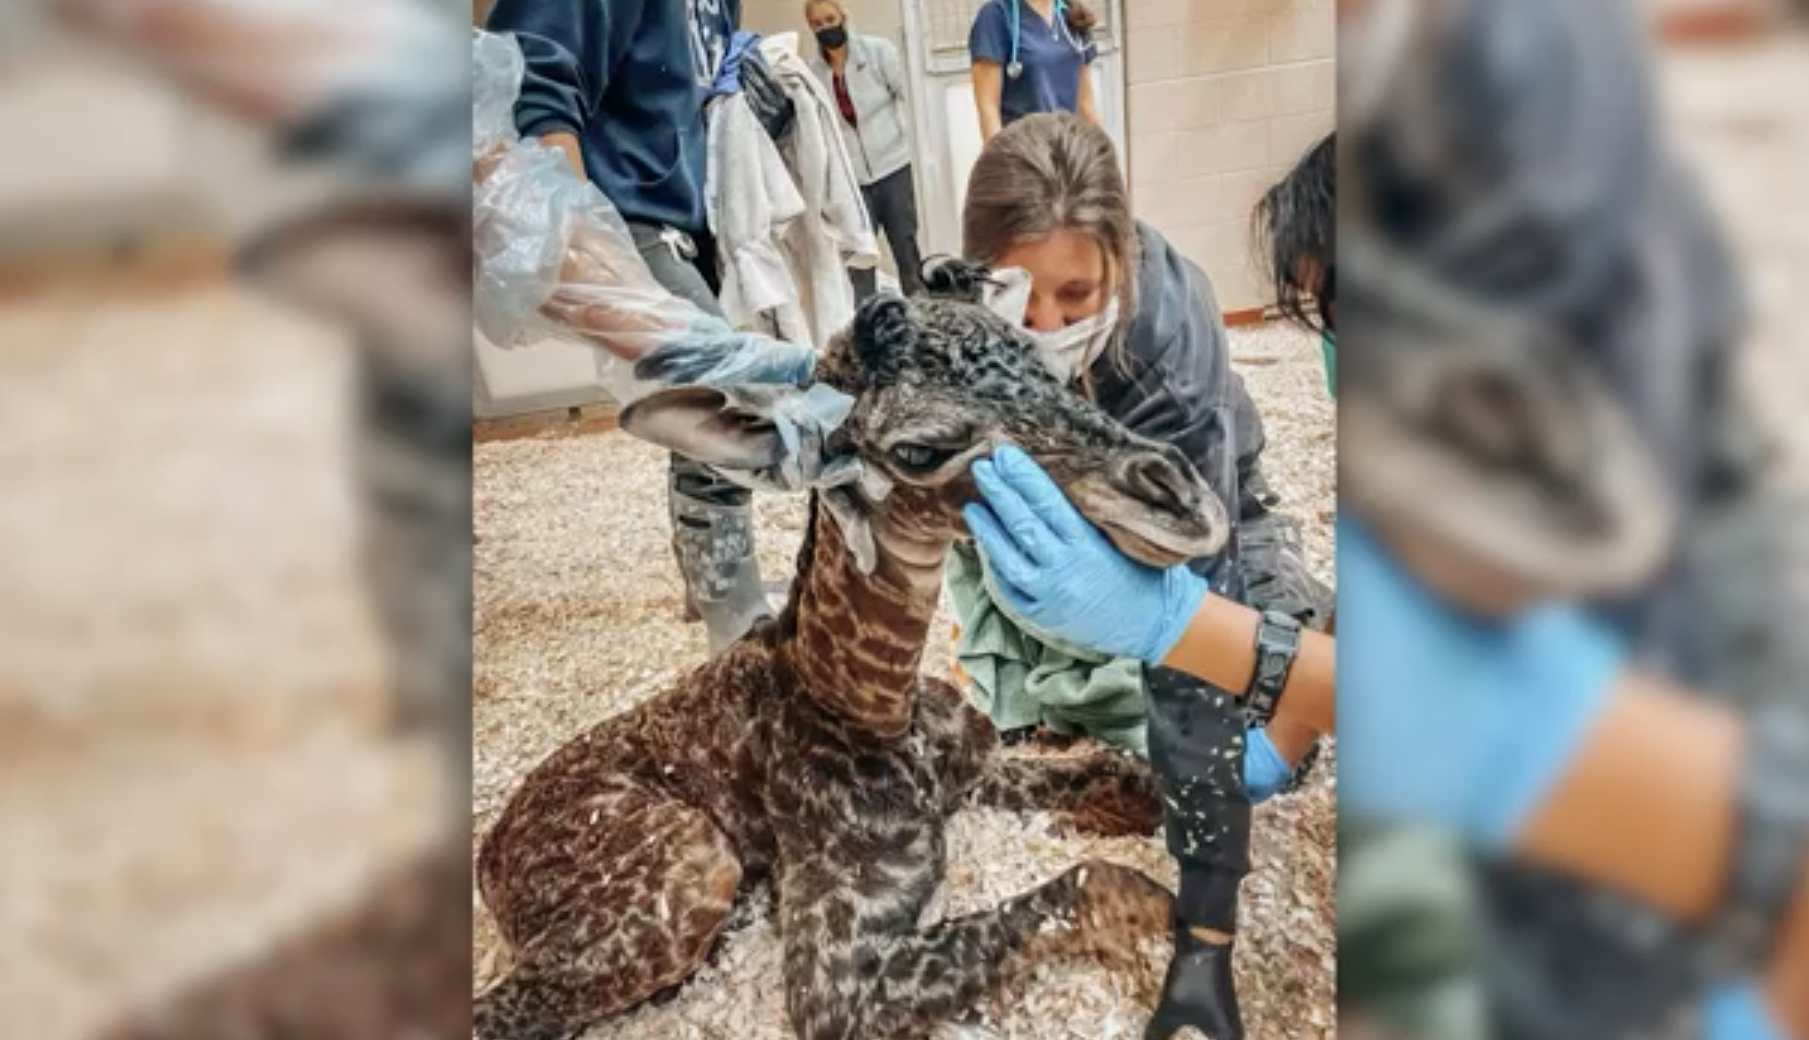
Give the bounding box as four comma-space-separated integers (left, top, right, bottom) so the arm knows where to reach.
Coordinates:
485, 0, 740, 236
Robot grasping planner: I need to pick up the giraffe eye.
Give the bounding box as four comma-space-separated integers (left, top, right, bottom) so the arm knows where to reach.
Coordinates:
888, 442, 957, 473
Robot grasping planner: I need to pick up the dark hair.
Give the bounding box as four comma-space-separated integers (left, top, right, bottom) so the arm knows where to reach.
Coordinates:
1063, 0, 1098, 36
1252, 132, 1335, 333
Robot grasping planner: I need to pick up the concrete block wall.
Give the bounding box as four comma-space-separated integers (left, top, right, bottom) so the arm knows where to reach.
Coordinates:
1122, 0, 1334, 314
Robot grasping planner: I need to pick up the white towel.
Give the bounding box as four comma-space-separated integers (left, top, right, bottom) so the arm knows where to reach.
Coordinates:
705, 92, 812, 346
760, 35, 879, 349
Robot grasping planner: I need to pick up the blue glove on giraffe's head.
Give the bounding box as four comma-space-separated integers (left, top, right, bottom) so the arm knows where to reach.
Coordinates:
963, 445, 1210, 667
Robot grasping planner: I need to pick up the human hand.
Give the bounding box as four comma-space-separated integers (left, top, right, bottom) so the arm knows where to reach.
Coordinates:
474, 140, 716, 371
963, 445, 1208, 666
1338, 519, 1627, 850
536, 204, 689, 361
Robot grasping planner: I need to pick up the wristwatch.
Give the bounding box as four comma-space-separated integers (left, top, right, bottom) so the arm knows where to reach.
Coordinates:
1243, 610, 1302, 726
1708, 700, 1809, 974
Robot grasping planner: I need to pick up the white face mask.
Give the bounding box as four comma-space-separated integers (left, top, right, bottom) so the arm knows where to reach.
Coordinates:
981, 267, 1120, 384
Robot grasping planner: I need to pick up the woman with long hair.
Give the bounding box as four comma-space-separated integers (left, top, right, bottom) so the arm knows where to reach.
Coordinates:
945, 111, 1332, 1040
1252, 132, 1336, 395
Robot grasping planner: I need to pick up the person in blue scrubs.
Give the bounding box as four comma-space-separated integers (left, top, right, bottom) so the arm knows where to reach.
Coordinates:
968, 0, 1100, 141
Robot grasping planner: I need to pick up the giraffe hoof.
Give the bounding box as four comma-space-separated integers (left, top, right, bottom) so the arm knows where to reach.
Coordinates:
1068, 861, 1174, 968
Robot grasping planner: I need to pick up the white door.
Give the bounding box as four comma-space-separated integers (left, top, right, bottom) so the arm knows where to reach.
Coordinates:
899, 0, 1128, 259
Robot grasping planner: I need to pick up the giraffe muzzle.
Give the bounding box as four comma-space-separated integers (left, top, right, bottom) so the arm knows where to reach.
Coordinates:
1062, 446, 1229, 569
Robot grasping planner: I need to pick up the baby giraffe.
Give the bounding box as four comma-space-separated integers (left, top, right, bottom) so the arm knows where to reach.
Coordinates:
475, 292, 1231, 1040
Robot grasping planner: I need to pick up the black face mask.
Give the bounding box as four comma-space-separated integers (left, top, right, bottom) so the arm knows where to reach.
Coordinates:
815, 25, 848, 50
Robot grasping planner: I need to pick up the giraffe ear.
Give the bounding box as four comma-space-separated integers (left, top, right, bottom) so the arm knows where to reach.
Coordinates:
618, 386, 788, 471
851, 292, 916, 371
617, 383, 856, 491
919, 256, 994, 303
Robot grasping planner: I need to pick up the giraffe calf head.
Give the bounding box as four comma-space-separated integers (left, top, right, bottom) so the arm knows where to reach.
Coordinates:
618, 293, 1227, 570
813, 293, 1227, 567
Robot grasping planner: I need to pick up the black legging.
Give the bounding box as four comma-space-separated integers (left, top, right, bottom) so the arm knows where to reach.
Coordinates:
850, 164, 924, 300
1146, 667, 1253, 936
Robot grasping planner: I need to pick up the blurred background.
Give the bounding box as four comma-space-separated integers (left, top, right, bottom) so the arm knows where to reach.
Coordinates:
5, 0, 1808, 1037
1337, 0, 1809, 1038
0, 1, 471, 1037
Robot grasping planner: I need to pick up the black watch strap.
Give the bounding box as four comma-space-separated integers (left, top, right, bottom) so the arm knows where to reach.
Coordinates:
1244, 610, 1302, 726
1710, 700, 1809, 974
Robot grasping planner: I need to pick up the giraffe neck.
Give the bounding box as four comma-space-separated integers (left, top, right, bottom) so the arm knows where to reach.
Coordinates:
777, 496, 951, 740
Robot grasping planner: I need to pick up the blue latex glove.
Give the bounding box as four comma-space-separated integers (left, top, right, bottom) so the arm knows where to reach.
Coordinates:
1704, 980, 1786, 1040
1244, 727, 1292, 804
1338, 518, 1628, 850
963, 445, 1208, 666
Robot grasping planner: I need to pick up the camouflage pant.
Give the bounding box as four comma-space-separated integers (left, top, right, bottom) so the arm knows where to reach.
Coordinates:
354, 343, 471, 767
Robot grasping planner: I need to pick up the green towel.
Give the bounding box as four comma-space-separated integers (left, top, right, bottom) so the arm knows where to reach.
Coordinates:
1339, 823, 1491, 1040
946, 544, 1152, 755
1321, 329, 1337, 398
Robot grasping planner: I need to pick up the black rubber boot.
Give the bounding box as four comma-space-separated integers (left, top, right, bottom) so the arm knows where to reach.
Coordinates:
1146, 922, 1243, 1040
1143, 666, 1253, 1040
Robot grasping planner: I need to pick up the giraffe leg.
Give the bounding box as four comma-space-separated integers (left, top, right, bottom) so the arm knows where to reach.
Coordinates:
474, 777, 741, 1040
968, 751, 1165, 838
782, 859, 1172, 1040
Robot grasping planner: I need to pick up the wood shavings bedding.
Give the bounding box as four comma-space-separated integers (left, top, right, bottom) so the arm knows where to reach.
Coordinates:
472, 322, 1337, 1040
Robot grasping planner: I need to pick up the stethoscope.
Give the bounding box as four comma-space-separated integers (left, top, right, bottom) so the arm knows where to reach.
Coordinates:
1005, 0, 1079, 80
